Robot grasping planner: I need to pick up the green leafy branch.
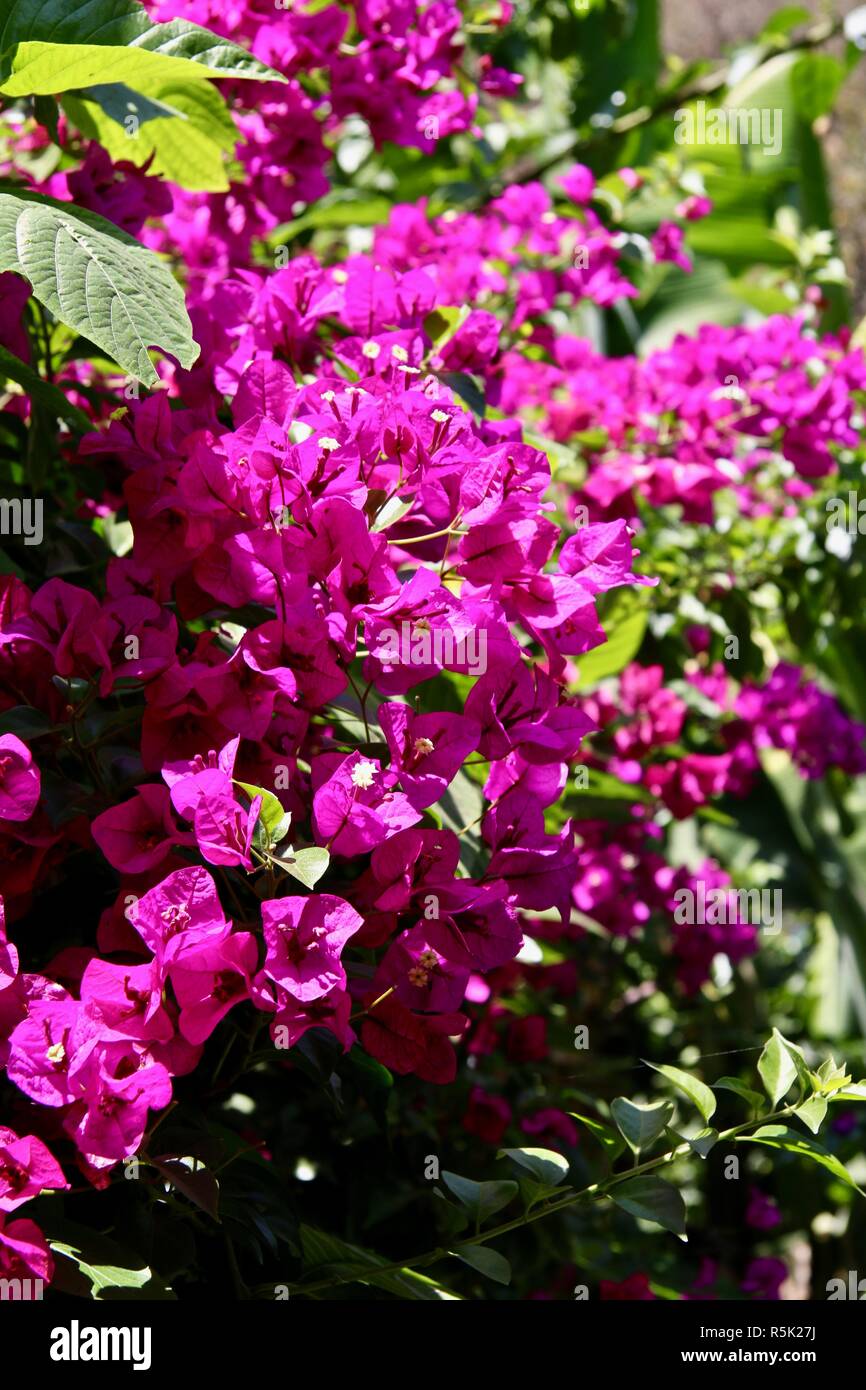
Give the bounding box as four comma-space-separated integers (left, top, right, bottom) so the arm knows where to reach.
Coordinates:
280, 1030, 865, 1297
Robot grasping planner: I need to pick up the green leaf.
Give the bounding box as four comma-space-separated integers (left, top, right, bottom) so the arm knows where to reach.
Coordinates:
714, 1076, 765, 1110
424, 305, 471, 349
737, 1126, 864, 1194
5, 41, 244, 95
432, 767, 485, 875
574, 595, 648, 690
757, 1029, 799, 1105
609, 1176, 687, 1238
0, 705, 54, 738
63, 79, 238, 192
51, 674, 91, 705
645, 1061, 716, 1123
572, 768, 651, 803
299, 1225, 461, 1299
271, 845, 330, 889
370, 494, 414, 533
682, 1127, 719, 1159
610, 1097, 674, 1155
829, 1083, 866, 1102
790, 54, 846, 122
780, 1033, 815, 1093
813, 1058, 853, 1094
568, 1112, 626, 1161
0, 0, 283, 89
498, 1147, 569, 1187
0, 342, 90, 430
46, 1220, 175, 1299
760, 6, 811, 38
234, 780, 290, 845
75, 82, 187, 127
440, 1172, 518, 1224
451, 1245, 511, 1285
793, 1094, 829, 1135
270, 192, 393, 245
441, 371, 485, 418
0, 190, 198, 386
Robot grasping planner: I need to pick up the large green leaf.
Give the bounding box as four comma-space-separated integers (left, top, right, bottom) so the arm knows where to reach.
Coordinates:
0, 0, 283, 88
0, 190, 198, 385
569, 1111, 626, 1161
63, 79, 239, 192
3, 41, 251, 95
714, 1076, 765, 1111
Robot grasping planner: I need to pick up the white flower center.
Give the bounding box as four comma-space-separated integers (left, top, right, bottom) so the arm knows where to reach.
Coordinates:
351, 760, 377, 789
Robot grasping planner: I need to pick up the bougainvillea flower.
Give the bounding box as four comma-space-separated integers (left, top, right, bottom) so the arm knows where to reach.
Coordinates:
360, 993, 466, 1084
482, 791, 576, 921
463, 1085, 512, 1143
6, 998, 81, 1107
312, 751, 420, 856
520, 1109, 579, 1150
378, 704, 480, 809
168, 767, 261, 870
125, 867, 231, 967
0, 734, 40, 822
645, 753, 733, 819
0, 1212, 54, 1286
170, 932, 259, 1044
64, 1041, 173, 1162
270, 986, 356, 1053
162, 736, 240, 796
426, 884, 523, 972
91, 784, 189, 874
260, 894, 363, 1002
79, 958, 174, 1045
0, 898, 15, 978
559, 520, 652, 594
375, 924, 470, 1012
740, 1258, 788, 1300
0, 1128, 68, 1210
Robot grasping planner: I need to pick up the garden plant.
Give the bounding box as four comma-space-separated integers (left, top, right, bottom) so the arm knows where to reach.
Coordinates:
0, 0, 865, 1313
